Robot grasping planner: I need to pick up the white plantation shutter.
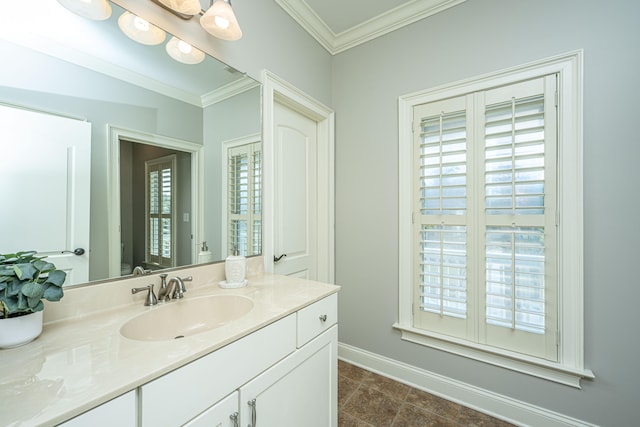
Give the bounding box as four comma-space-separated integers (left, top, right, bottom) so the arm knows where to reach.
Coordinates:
480, 77, 558, 359
228, 142, 262, 256
146, 155, 176, 267
412, 76, 558, 359
413, 96, 471, 339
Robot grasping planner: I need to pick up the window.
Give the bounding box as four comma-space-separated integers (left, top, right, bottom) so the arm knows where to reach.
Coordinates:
146, 155, 176, 268
227, 141, 262, 256
396, 52, 592, 387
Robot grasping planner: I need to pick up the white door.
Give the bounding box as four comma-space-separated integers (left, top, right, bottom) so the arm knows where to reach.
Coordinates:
273, 101, 317, 279
0, 105, 91, 285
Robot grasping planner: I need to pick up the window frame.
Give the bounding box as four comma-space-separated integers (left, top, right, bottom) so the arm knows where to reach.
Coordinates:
395, 51, 593, 387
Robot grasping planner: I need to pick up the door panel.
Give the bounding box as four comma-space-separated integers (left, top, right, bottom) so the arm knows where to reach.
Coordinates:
0, 105, 91, 285
273, 102, 317, 279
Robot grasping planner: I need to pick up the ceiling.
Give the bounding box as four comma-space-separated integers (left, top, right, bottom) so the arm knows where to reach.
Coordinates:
274, 0, 467, 55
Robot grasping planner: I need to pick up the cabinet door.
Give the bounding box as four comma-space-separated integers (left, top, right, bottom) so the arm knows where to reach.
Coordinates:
184, 391, 239, 427
58, 390, 136, 427
239, 326, 337, 427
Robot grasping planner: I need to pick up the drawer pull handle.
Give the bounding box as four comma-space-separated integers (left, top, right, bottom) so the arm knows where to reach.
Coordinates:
248, 398, 257, 427
319, 314, 327, 322
230, 412, 239, 427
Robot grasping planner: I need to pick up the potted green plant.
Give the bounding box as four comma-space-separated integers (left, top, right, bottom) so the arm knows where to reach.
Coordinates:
0, 251, 66, 348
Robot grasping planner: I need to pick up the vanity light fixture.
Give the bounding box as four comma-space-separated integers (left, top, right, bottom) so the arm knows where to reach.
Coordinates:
118, 11, 166, 45
200, 0, 242, 41
165, 36, 205, 64
56, 0, 112, 21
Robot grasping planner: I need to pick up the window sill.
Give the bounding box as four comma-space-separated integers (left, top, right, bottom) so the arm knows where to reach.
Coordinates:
392, 323, 594, 388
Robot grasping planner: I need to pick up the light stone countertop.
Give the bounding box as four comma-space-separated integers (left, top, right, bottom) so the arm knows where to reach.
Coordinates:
0, 262, 339, 427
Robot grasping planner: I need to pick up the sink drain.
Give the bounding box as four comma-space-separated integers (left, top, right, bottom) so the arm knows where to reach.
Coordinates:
174, 335, 185, 339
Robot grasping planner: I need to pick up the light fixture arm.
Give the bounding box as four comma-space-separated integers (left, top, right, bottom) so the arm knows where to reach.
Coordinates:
149, 0, 196, 20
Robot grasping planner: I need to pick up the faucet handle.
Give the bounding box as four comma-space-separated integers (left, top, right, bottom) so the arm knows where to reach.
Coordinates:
131, 284, 158, 306
159, 273, 168, 287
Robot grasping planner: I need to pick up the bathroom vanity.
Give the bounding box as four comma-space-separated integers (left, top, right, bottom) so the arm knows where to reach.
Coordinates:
1, 260, 339, 427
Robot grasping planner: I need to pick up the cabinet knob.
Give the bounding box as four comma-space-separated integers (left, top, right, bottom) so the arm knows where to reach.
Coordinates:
319, 314, 327, 322
229, 412, 239, 427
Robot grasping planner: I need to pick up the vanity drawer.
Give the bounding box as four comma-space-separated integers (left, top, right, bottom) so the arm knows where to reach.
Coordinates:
297, 293, 337, 347
139, 314, 296, 427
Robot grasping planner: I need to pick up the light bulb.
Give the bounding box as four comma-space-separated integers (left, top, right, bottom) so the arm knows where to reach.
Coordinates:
177, 40, 192, 54
214, 16, 230, 30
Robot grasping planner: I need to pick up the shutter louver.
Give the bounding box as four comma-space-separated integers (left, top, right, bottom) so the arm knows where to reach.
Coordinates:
485, 95, 545, 215
420, 224, 467, 318
420, 111, 467, 215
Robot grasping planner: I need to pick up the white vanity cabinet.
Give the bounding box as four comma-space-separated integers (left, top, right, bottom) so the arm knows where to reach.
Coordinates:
139, 293, 338, 427
57, 390, 136, 427
239, 326, 337, 427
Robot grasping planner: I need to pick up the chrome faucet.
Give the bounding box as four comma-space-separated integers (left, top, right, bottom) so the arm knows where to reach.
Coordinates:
131, 284, 158, 306
157, 274, 192, 302
132, 266, 151, 276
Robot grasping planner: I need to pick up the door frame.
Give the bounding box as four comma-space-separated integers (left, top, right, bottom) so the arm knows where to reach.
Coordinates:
261, 70, 335, 283
107, 125, 204, 278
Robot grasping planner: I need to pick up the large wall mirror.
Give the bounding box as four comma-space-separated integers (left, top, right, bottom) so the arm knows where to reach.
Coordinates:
0, 0, 262, 287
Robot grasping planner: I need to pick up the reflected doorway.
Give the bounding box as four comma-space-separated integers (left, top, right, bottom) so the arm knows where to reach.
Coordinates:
108, 126, 202, 279
119, 140, 192, 275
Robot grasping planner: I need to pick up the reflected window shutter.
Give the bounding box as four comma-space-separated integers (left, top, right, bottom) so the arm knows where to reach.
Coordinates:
228, 142, 262, 256
145, 155, 176, 267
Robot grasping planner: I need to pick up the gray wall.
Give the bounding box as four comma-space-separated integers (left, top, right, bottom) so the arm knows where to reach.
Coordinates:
333, 0, 639, 425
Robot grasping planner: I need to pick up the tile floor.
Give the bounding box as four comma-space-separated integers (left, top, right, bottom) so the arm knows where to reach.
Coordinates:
338, 360, 516, 427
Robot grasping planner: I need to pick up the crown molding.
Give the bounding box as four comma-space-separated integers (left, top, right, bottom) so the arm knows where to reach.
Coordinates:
274, 0, 467, 55
201, 76, 261, 107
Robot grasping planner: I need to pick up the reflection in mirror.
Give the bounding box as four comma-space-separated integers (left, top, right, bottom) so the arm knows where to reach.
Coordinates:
0, 0, 262, 286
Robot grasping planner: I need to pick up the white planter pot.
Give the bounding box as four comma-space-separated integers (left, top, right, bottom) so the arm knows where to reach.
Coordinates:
0, 310, 43, 349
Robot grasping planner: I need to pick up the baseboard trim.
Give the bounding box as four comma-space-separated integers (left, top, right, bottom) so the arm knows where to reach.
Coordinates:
338, 342, 594, 427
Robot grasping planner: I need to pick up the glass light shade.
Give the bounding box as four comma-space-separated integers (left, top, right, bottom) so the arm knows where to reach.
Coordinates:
156, 0, 201, 16
165, 37, 205, 65
118, 12, 166, 46
200, 0, 242, 41
57, 0, 112, 21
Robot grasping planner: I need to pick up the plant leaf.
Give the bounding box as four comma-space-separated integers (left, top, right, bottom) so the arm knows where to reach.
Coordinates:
17, 293, 28, 311
27, 295, 42, 309
7, 278, 22, 296
13, 263, 37, 281
21, 281, 45, 299
45, 270, 67, 287
30, 300, 44, 313
43, 285, 64, 302
34, 260, 55, 274
1, 297, 18, 315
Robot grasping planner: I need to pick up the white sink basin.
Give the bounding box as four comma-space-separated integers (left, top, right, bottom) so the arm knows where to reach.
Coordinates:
120, 294, 254, 341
